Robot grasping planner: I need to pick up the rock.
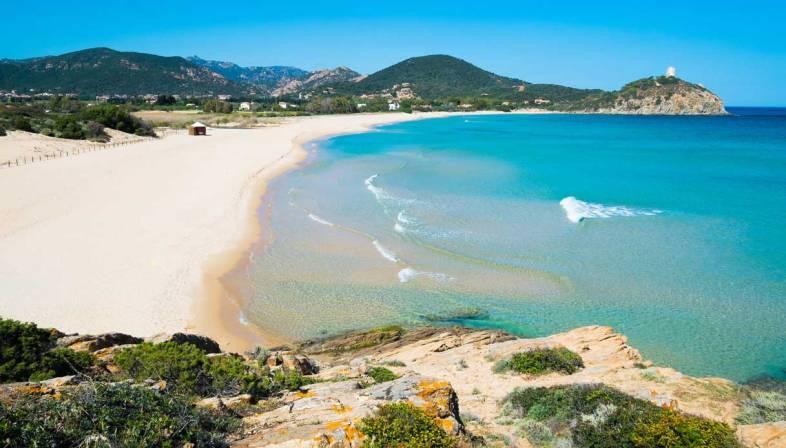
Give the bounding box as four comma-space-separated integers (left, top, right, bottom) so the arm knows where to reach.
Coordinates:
234, 375, 462, 446
737, 421, 786, 448
264, 352, 319, 375
57, 332, 143, 352
148, 332, 221, 354
197, 394, 253, 411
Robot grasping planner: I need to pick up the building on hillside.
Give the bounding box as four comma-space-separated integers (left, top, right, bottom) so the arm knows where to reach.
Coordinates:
188, 122, 207, 136
534, 98, 551, 105
666, 66, 677, 78
388, 100, 400, 111
396, 87, 415, 99
278, 101, 289, 109
217, 94, 232, 101
356, 103, 367, 109
239, 102, 253, 111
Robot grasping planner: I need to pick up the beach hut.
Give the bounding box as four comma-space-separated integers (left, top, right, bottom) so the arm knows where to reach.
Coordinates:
188, 122, 207, 136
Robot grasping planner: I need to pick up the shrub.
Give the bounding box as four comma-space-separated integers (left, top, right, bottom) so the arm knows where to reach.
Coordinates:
0, 382, 238, 447
79, 105, 154, 136
358, 402, 455, 448
0, 126, 6, 136
632, 408, 740, 448
0, 318, 92, 383
502, 384, 739, 448
494, 347, 584, 375
736, 389, 786, 424
54, 115, 85, 139
114, 342, 311, 400
10, 116, 33, 132
367, 367, 398, 384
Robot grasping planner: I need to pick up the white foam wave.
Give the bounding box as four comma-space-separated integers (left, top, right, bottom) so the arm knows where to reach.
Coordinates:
560, 196, 662, 223
364, 174, 414, 207
307, 213, 334, 227
398, 267, 453, 283
372, 240, 399, 263
397, 210, 415, 224
394, 222, 406, 234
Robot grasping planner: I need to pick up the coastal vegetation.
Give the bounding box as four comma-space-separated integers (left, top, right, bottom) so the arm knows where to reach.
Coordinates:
358, 402, 456, 448
0, 101, 154, 140
501, 384, 740, 448
0, 318, 93, 383
493, 347, 584, 375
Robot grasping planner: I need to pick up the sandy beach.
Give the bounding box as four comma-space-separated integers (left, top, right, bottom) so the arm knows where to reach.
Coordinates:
0, 113, 435, 352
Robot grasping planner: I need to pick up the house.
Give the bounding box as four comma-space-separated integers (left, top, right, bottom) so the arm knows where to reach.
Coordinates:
356, 103, 367, 109
534, 98, 551, 105
239, 102, 252, 111
396, 87, 415, 100
388, 100, 400, 111
278, 101, 289, 109
217, 94, 232, 101
188, 122, 207, 136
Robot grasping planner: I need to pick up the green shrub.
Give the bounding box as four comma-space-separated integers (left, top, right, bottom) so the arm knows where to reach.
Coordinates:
0, 126, 6, 136
10, 116, 33, 132
632, 408, 740, 448
494, 347, 584, 375
54, 115, 85, 139
502, 384, 739, 448
0, 382, 238, 447
358, 402, 455, 448
0, 317, 93, 383
79, 104, 154, 136
367, 367, 398, 384
114, 342, 312, 400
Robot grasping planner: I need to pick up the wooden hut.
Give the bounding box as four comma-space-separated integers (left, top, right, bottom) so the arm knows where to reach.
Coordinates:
188, 122, 207, 136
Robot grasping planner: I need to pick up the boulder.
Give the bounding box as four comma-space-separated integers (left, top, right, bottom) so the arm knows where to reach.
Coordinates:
148, 333, 221, 354
265, 351, 319, 375
57, 333, 143, 352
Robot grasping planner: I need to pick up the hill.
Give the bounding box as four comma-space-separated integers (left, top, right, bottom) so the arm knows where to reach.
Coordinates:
571, 76, 727, 114
0, 48, 251, 96
327, 54, 600, 102
188, 57, 360, 97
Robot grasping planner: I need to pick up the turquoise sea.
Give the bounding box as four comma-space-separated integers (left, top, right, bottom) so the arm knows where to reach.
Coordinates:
241, 108, 786, 382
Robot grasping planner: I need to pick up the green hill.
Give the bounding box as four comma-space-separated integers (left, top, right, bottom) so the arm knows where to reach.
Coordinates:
0, 48, 251, 97
330, 54, 599, 102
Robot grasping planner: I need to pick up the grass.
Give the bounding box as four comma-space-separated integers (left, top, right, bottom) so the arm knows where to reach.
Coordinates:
367, 367, 398, 384
493, 347, 583, 376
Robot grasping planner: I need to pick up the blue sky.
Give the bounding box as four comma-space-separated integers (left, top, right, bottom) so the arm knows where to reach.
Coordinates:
4, 1, 786, 105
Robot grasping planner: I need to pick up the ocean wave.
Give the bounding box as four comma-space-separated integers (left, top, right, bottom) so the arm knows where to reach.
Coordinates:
364, 174, 414, 209
560, 196, 662, 223
398, 267, 453, 283
307, 213, 335, 227
372, 240, 399, 263
394, 210, 416, 233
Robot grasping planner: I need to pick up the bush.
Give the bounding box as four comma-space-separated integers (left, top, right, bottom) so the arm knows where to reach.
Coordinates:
494, 347, 584, 375
0, 126, 6, 136
358, 402, 455, 448
0, 318, 93, 383
54, 115, 85, 139
501, 384, 740, 448
11, 116, 33, 132
736, 389, 786, 424
367, 367, 398, 384
202, 100, 233, 114
79, 104, 154, 136
0, 382, 238, 447
114, 342, 311, 400
631, 408, 739, 448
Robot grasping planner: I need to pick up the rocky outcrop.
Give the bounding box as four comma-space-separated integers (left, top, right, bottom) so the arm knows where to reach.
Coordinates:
234, 375, 463, 447
589, 76, 727, 115
272, 67, 361, 97
57, 332, 143, 352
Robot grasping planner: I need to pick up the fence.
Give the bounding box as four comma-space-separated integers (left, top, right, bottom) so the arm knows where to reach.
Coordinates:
1, 128, 184, 170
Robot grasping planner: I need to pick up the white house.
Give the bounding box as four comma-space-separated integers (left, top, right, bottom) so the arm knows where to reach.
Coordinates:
388, 100, 400, 111
278, 101, 289, 109
239, 102, 252, 111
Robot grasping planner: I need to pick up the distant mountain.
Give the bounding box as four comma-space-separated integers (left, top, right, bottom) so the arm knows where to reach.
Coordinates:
187, 57, 360, 97
272, 67, 361, 96
328, 54, 599, 102
0, 48, 251, 96
575, 76, 727, 115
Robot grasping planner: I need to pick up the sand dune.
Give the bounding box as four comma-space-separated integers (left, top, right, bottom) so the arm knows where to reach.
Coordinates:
0, 113, 431, 352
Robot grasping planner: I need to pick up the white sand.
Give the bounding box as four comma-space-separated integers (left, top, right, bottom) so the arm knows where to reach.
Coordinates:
0, 113, 432, 349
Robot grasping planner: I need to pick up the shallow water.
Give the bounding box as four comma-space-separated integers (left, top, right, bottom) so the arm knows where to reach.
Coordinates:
243, 110, 786, 382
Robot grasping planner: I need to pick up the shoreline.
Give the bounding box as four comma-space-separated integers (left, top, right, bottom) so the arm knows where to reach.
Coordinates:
190, 112, 453, 352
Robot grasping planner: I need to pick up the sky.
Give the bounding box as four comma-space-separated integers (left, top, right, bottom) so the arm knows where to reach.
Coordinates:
4, 0, 786, 106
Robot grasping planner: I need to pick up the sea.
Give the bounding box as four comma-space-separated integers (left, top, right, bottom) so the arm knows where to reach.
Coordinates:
238, 107, 786, 382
